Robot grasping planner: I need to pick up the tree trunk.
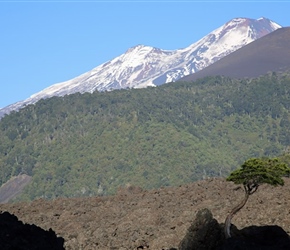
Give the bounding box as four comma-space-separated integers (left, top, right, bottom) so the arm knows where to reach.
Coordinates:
224, 187, 249, 238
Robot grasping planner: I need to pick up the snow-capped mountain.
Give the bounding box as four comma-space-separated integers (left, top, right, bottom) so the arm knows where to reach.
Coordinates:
0, 17, 281, 118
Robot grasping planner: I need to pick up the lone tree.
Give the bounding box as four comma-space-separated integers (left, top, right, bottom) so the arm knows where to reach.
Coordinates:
224, 157, 290, 239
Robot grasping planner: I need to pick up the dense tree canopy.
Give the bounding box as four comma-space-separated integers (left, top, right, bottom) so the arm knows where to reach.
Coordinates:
0, 72, 290, 201
227, 158, 290, 187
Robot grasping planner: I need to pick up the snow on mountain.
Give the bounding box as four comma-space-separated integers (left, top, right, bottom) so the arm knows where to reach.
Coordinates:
0, 17, 281, 118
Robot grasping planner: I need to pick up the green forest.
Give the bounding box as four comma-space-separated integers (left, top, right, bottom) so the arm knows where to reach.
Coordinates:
1, 72, 290, 201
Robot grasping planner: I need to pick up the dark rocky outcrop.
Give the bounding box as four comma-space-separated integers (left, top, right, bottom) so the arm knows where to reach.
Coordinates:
0, 211, 64, 250
179, 208, 224, 250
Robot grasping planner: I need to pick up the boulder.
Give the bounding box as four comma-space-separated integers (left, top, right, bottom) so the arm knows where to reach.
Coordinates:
178, 208, 224, 250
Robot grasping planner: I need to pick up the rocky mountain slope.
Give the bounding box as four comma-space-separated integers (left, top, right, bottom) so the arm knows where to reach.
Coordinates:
1, 178, 290, 249
180, 27, 290, 82
0, 17, 280, 118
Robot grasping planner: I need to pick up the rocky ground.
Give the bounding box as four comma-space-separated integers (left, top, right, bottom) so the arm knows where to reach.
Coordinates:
1, 178, 290, 249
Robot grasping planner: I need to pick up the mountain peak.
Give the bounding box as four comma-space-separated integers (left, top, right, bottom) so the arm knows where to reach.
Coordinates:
257, 16, 282, 29
215, 17, 281, 42
125, 44, 154, 53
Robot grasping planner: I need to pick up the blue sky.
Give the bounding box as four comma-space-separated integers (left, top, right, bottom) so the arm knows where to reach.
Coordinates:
0, 1, 289, 108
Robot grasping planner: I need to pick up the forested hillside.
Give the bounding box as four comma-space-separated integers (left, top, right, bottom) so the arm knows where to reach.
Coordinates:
1, 72, 290, 201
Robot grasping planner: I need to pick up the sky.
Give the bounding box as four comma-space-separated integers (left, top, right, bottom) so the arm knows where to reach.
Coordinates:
0, 1, 289, 108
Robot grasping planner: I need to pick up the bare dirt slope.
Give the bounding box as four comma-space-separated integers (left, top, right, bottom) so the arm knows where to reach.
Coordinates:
0, 174, 32, 203
1, 178, 290, 249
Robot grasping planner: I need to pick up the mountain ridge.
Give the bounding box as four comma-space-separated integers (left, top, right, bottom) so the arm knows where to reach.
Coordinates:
0, 17, 281, 118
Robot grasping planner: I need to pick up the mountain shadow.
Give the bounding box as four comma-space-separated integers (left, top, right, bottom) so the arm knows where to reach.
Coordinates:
0, 211, 65, 250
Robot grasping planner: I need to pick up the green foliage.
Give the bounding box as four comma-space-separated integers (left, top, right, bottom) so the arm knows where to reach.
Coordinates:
0, 71, 290, 201
227, 157, 290, 187
225, 155, 290, 238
